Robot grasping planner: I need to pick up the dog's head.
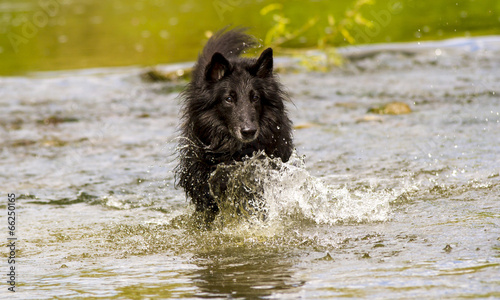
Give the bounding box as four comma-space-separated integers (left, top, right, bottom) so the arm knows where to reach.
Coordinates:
203, 48, 274, 144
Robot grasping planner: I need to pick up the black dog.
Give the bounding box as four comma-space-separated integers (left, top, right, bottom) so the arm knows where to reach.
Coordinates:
175, 28, 293, 220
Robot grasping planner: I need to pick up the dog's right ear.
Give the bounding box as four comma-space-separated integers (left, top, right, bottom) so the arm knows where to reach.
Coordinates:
250, 47, 273, 78
205, 52, 231, 82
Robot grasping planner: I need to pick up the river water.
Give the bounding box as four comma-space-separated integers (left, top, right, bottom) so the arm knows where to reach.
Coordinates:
2, 37, 500, 299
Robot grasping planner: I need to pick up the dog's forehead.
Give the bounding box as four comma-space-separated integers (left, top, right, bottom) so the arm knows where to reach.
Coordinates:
227, 67, 256, 92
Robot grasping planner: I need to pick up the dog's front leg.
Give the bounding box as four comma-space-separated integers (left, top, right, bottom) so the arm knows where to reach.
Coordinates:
208, 164, 238, 199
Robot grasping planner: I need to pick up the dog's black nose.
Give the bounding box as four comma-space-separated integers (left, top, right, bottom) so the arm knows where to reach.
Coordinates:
241, 127, 257, 140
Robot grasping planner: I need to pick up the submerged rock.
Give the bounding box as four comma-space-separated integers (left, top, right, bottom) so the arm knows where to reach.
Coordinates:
141, 67, 192, 82
38, 115, 79, 125
368, 102, 412, 115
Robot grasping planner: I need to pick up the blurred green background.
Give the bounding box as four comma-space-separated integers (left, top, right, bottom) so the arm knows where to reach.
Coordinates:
0, 0, 499, 76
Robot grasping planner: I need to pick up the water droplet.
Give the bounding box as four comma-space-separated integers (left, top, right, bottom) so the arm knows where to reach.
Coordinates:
169, 17, 178, 26
135, 43, 144, 53
159, 30, 169, 39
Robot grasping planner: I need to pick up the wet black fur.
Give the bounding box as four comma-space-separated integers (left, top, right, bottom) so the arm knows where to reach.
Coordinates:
175, 28, 293, 217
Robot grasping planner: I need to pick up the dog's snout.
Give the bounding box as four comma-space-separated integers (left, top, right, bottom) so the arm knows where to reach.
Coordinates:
240, 126, 257, 140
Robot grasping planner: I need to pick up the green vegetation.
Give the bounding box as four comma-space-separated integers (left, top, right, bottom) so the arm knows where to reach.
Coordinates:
261, 0, 376, 70
0, 0, 499, 75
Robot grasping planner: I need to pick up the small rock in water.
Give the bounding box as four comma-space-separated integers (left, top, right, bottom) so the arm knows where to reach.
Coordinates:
38, 115, 79, 125
368, 101, 412, 115
294, 122, 320, 129
356, 115, 384, 123
316, 252, 334, 261
335, 102, 359, 109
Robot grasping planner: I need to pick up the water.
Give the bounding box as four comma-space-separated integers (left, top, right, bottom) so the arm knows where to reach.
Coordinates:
2, 37, 500, 298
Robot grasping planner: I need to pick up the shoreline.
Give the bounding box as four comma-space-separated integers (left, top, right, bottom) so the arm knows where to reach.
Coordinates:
2, 35, 499, 79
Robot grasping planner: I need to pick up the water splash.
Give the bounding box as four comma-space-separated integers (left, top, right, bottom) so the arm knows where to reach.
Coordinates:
211, 151, 393, 226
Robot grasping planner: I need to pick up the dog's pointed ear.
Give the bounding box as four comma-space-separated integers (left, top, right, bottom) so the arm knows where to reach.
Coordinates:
205, 52, 231, 82
251, 48, 273, 78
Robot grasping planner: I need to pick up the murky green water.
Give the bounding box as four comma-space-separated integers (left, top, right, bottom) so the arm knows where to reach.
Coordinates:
1, 0, 500, 75
2, 36, 499, 298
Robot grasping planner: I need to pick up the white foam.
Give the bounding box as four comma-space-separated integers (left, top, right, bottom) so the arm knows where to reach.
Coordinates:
214, 152, 393, 226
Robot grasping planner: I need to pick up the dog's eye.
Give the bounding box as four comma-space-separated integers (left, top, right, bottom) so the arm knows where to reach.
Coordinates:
251, 95, 260, 102
225, 96, 233, 103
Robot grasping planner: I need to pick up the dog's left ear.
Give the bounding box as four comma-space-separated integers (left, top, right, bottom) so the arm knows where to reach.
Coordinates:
251, 48, 273, 78
206, 52, 231, 82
